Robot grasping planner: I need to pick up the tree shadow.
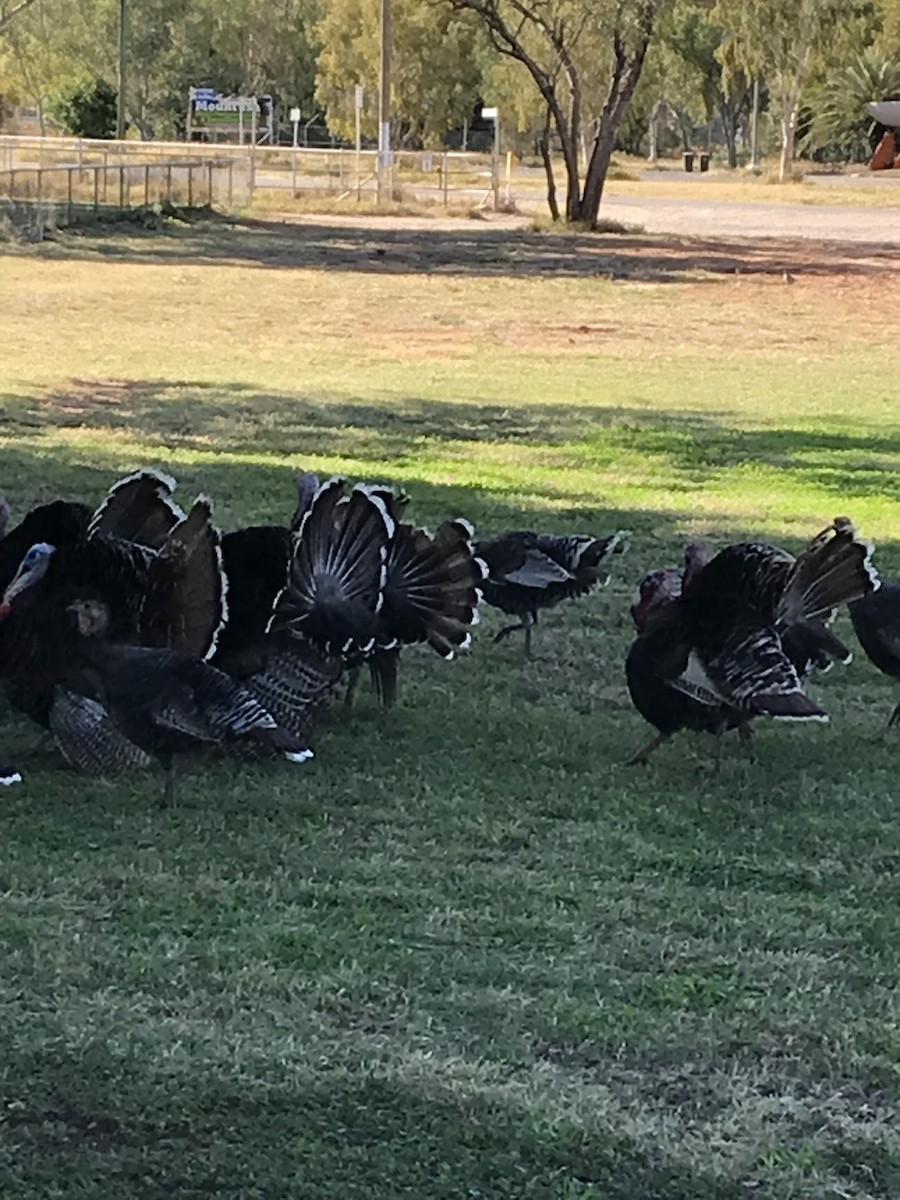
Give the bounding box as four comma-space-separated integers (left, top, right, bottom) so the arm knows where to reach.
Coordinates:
18, 212, 899, 282
3, 381, 899, 534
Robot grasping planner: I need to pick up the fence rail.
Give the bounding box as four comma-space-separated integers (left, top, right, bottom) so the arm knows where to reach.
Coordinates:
0, 134, 508, 220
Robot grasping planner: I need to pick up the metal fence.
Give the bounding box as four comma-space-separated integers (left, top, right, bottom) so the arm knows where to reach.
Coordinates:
0, 134, 509, 222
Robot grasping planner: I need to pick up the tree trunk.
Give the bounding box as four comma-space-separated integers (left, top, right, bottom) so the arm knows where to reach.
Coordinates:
579, 30, 652, 227
780, 94, 799, 181
719, 102, 738, 169
538, 114, 559, 222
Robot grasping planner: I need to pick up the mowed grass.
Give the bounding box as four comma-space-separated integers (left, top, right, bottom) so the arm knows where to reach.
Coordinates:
2, 218, 900, 1199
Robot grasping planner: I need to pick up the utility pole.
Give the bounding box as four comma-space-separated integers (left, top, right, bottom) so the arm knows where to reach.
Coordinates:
116, 0, 127, 140
377, 0, 392, 202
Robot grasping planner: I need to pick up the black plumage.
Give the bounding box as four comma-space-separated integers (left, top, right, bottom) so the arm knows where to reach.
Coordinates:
361, 514, 485, 705
626, 518, 879, 763
849, 581, 900, 724
273, 477, 394, 655
475, 529, 630, 657
0, 472, 227, 774
69, 599, 312, 806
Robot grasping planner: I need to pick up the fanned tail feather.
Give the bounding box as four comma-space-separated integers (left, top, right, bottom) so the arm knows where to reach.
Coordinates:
273, 477, 392, 654
778, 516, 879, 627
379, 518, 484, 658
141, 497, 228, 660
88, 468, 185, 549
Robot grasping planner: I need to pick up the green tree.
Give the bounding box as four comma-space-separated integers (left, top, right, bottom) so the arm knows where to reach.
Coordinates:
315, 0, 485, 147
713, 0, 869, 179
661, 0, 750, 166
47, 74, 117, 136
445, 0, 671, 227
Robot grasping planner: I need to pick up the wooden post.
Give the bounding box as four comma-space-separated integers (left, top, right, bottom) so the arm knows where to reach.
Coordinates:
103, 152, 109, 201
207, 160, 213, 206
166, 163, 172, 204
67, 168, 73, 224
93, 165, 100, 212
119, 164, 125, 208
227, 160, 233, 209
188, 163, 193, 207
442, 153, 448, 207
144, 163, 150, 206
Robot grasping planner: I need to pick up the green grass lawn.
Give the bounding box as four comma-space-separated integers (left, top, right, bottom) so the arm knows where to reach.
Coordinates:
2, 217, 900, 1199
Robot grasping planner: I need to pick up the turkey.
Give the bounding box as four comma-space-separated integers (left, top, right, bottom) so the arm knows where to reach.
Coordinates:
67, 599, 312, 807
0, 470, 226, 773
626, 518, 879, 764
273, 475, 395, 655
848, 581, 900, 725
475, 528, 630, 657
319, 482, 485, 707
213, 471, 321, 672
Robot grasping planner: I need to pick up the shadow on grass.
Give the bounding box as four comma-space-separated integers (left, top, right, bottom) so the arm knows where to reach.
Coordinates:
3, 381, 900, 528
0, 1069, 749, 1200
17, 212, 900, 282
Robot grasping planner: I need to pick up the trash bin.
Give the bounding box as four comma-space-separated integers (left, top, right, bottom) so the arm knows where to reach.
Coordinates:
683, 151, 695, 173
699, 152, 710, 173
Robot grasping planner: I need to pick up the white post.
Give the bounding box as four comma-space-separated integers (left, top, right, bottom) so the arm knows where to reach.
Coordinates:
378, 0, 392, 203
355, 85, 363, 201
482, 106, 499, 211
249, 106, 257, 199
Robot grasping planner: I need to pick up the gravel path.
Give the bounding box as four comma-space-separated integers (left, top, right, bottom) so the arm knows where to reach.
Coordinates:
600, 193, 900, 245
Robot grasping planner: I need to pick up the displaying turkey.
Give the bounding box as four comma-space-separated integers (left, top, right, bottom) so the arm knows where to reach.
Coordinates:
0, 470, 226, 773
475, 528, 630, 657
274, 475, 395, 655
626, 556, 747, 765
626, 518, 879, 764
848, 581, 900, 725
67, 599, 312, 807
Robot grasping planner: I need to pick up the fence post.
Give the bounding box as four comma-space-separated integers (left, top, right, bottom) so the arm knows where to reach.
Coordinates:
144, 164, 150, 206
188, 163, 193, 207
228, 160, 234, 209
338, 148, 345, 193
93, 165, 100, 212
119, 164, 125, 208
166, 163, 172, 205
103, 152, 109, 201
67, 168, 73, 224
442, 153, 449, 207
207, 161, 213, 206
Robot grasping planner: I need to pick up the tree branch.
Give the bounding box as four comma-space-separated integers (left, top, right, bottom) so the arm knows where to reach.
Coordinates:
0, 0, 39, 34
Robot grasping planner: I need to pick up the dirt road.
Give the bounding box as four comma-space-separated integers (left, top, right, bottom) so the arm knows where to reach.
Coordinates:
599, 192, 900, 245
